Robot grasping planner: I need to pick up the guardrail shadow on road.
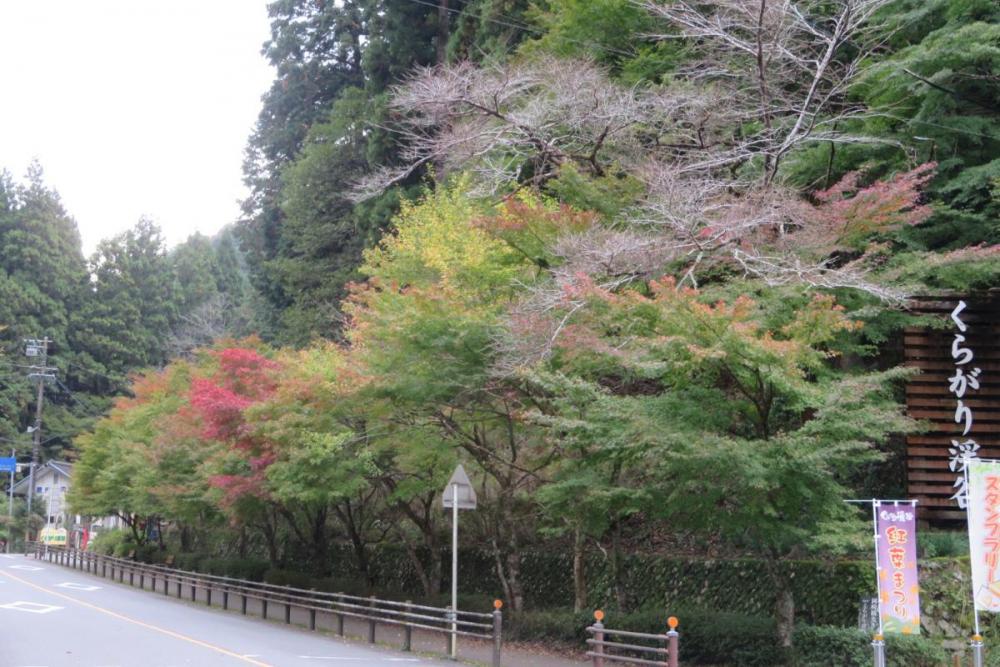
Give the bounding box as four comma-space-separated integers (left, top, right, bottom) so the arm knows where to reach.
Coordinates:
31, 543, 503, 666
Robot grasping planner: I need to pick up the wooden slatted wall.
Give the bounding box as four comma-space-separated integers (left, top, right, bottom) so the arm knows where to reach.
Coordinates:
905, 292, 1000, 523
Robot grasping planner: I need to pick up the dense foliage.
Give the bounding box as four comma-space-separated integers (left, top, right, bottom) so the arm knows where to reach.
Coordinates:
8, 0, 997, 660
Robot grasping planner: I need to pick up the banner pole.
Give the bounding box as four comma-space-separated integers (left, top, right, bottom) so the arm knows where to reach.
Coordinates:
965, 463, 982, 638
870, 499, 884, 638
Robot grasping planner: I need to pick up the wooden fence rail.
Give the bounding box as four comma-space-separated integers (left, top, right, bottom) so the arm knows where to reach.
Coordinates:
31, 543, 503, 666
586, 610, 679, 667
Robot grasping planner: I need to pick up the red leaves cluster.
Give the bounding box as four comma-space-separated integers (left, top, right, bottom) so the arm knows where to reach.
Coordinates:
813, 163, 936, 248
189, 348, 282, 506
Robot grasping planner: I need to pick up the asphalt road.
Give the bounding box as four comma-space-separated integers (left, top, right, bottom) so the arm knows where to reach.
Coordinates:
0, 553, 454, 667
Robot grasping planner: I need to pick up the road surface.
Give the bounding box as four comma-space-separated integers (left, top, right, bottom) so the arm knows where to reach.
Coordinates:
0, 553, 454, 667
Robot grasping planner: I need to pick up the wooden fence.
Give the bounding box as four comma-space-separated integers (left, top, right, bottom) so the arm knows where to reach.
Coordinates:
585, 610, 679, 667
33, 544, 503, 665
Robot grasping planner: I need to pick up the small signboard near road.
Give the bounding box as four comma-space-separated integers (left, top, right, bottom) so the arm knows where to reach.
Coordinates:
441, 464, 477, 510
0, 457, 15, 473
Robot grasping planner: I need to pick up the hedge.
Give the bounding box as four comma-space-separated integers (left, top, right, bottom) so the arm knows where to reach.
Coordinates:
320, 544, 874, 626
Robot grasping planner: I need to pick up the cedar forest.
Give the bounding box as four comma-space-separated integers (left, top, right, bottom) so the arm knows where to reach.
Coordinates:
3, 0, 1000, 658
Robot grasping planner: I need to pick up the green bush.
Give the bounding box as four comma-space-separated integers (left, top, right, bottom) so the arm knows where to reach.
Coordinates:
173, 552, 208, 572
89, 529, 132, 556
264, 568, 313, 589
919, 531, 968, 559
199, 558, 270, 581
793, 625, 948, 667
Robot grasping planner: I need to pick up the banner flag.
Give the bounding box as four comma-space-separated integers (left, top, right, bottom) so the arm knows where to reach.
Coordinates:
875, 501, 921, 634
967, 459, 1000, 612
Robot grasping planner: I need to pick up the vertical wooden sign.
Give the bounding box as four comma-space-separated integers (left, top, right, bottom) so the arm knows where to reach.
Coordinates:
905, 292, 1000, 523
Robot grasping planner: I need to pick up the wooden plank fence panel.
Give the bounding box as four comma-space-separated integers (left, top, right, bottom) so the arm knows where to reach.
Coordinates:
905, 292, 1000, 523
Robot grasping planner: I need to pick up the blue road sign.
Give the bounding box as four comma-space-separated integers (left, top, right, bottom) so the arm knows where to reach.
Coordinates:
0, 457, 15, 473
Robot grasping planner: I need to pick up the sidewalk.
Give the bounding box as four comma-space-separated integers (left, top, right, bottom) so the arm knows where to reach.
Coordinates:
34, 551, 587, 667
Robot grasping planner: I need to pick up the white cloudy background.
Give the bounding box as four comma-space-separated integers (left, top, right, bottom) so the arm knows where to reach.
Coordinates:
0, 1, 274, 252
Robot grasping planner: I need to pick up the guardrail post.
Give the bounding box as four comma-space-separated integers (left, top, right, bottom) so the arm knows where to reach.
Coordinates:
403, 601, 413, 651
150, 572, 155, 591
284, 598, 291, 624
667, 616, 679, 667
176, 580, 182, 598
139, 571, 144, 590
336, 593, 345, 636
129, 567, 135, 586
492, 600, 503, 667
309, 607, 316, 631
592, 611, 605, 667
102, 558, 107, 578
206, 584, 212, 607
444, 606, 452, 657
223, 589, 229, 611
262, 598, 268, 620
241, 593, 247, 615
191, 582, 196, 602
368, 596, 377, 643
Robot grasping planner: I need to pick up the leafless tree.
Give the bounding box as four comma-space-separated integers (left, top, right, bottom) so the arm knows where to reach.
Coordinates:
352, 57, 668, 200
636, 0, 898, 183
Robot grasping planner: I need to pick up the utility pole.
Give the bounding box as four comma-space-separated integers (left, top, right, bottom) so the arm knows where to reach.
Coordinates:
24, 337, 55, 543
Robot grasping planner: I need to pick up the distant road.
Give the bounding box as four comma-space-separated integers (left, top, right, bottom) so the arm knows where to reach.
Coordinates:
0, 553, 453, 667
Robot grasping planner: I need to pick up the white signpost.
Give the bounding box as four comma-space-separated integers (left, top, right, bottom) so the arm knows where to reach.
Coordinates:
442, 464, 476, 660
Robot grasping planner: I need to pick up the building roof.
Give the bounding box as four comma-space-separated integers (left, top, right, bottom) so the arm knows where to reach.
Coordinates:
11, 460, 74, 496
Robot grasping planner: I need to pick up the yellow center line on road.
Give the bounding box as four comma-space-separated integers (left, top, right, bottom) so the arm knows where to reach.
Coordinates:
0, 568, 274, 667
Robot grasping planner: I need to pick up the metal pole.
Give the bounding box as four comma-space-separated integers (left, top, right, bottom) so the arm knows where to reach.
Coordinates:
965, 464, 983, 638
492, 603, 503, 667
870, 500, 884, 638
7, 449, 13, 553
871, 634, 886, 667
26, 337, 49, 545
451, 482, 458, 660
971, 635, 985, 667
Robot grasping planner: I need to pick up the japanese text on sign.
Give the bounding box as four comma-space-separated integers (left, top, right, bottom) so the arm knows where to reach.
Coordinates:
950, 301, 983, 508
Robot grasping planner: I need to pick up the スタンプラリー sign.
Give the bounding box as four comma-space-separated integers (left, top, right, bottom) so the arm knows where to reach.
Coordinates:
875, 501, 921, 634
967, 459, 1000, 612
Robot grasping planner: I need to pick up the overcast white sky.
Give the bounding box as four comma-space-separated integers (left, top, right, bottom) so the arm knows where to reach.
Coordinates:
0, 1, 274, 253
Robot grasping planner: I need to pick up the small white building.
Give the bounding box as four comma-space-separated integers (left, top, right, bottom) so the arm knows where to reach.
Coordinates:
12, 460, 73, 527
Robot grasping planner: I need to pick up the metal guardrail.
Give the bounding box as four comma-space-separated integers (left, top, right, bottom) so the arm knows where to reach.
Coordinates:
586, 610, 679, 667
32, 543, 503, 665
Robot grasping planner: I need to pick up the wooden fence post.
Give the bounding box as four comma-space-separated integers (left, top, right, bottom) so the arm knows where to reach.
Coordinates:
667, 616, 679, 667
403, 601, 412, 652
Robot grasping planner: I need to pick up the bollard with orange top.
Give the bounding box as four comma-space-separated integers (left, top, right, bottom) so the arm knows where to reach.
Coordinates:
592, 610, 605, 667
666, 616, 679, 667
492, 599, 503, 667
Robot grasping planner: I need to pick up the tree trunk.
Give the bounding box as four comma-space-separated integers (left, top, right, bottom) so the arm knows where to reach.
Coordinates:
398, 528, 434, 597
573, 528, 587, 613
775, 585, 795, 650
437, 0, 450, 64
610, 520, 627, 610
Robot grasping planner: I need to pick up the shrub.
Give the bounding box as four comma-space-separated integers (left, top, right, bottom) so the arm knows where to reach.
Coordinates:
919, 531, 968, 559
264, 568, 313, 589
793, 625, 948, 667
88, 529, 132, 556
173, 552, 208, 572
